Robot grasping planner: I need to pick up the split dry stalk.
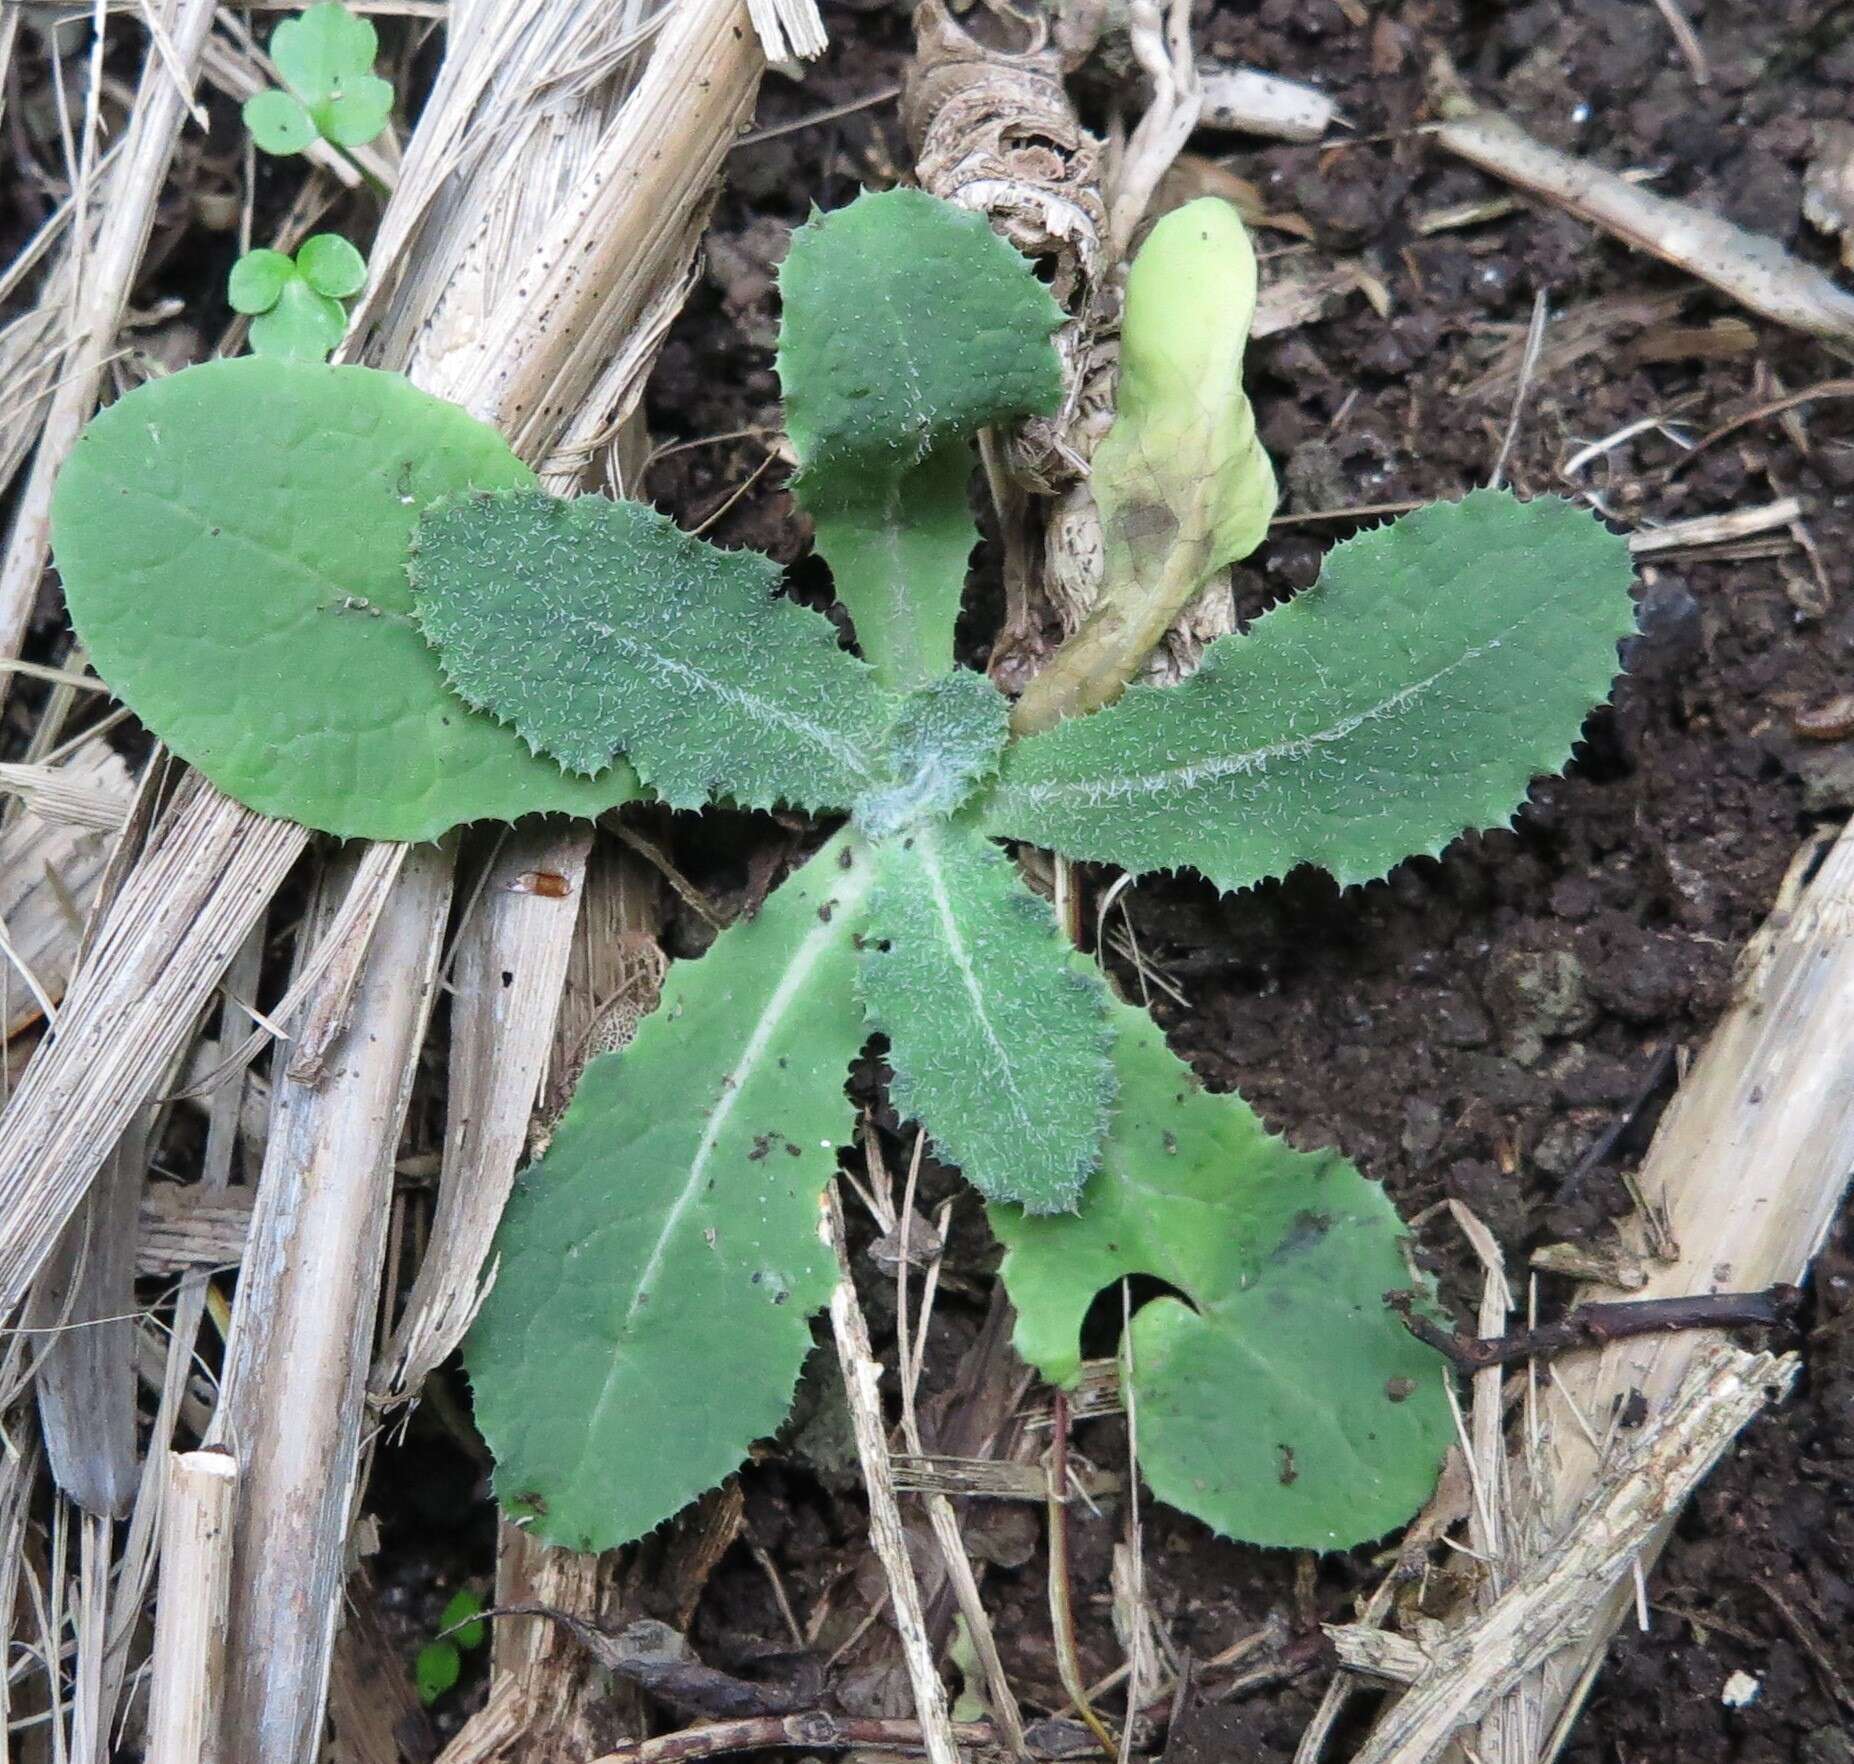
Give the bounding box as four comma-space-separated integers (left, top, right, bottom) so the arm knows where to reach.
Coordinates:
372, 820, 592, 1402
144, 1449, 237, 1764
1339, 1347, 1798, 1764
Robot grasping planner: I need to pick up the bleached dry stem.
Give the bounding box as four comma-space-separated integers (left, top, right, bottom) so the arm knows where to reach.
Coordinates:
205, 841, 454, 1763
822, 1184, 960, 1764
1340, 1347, 1797, 1764
1197, 65, 1333, 142
144, 1449, 237, 1764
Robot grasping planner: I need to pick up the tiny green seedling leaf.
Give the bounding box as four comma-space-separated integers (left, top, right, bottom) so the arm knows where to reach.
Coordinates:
244, 89, 319, 156
50, 357, 636, 839
296, 232, 367, 297
226, 248, 293, 313
993, 996, 1453, 1549
414, 1641, 460, 1704
466, 832, 876, 1553
778, 187, 1064, 693
438, 1587, 487, 1650
411, 488, 898, 809
230, 234, 365, 362
985, 490, 1638, 892
859, 820, 1112, 1212
245, 2, 393, 154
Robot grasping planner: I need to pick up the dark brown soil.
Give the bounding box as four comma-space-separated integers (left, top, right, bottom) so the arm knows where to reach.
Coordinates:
382, 1, 1854, 1757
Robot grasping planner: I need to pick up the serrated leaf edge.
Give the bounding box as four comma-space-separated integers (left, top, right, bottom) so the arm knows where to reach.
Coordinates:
987, 489, 1637, 896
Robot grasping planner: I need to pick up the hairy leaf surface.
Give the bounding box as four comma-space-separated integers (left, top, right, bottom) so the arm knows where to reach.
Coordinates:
411, 489, 896, 809
994, 998, 1452, 1548
779, 188, 1063, 692
853, 668, 1009, 839
985, 491, 1635, 890
51, 357, 634, 839
860, 822, 1111, 1213
467, 833, 876, 1552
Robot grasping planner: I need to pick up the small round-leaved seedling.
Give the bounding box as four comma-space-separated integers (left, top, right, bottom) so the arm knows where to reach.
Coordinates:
229, 232, 367, 361
244, 1, 393, 155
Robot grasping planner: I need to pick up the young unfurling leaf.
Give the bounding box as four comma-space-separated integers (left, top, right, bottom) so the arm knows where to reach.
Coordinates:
410, 489, 898, 809
986, 490, 1636, 892
993, 997, 1452, 1549
1012, 198, 1277, 733
779, 187, 1065, 693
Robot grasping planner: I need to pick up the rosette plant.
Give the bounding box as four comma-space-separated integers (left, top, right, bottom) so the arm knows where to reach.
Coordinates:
49, 188, 1633, 1555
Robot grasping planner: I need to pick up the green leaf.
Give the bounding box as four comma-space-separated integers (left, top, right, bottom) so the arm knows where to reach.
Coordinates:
985, 491, 1636, 891
51, 357, 636, 839
227, 248, 293, 314
414, 1640, 460, 1705
258, 3, 392, 152
1011, 198, 1277, 733
271, 3, 378, 100
993, 997, 1453, 1549
249, 276, 347, 361
411, 488, 896, 810
438, 1587, 486, 1651
296, 232, 367, 298
467, 832, 876, 1552
242, 89, 317, 156
314, 73, 394, 148
860, 821, 1111, 1213
853, 667, 1008, 839
778, 187, 1064, 693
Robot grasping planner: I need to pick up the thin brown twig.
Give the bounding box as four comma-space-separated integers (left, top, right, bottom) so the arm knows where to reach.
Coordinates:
732, 83, 901, 149
1047, 1392, 1117, 1758
1387, 1285, 1801, 1374
1670, 379, 1854, 473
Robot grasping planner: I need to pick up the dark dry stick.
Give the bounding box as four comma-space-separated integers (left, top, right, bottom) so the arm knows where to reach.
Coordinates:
1046, 1389, 1117, 1758
1387, 1285, 1802, 1373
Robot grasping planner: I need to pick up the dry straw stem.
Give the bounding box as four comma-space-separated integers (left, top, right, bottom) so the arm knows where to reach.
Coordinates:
0, 0, 219, 697
372, 820, 591, 1402
0, 743, 130, 1040
1429, 53, 1854, 350
822, 1184, 961, 1764
0, 776, 305, 1318
205, 840, 455, 1764
144, 1449, 237, 1764
1338, 1346, 1798, 1764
